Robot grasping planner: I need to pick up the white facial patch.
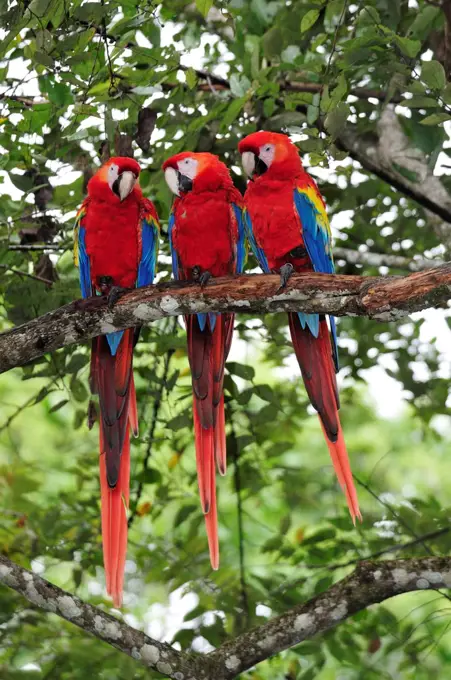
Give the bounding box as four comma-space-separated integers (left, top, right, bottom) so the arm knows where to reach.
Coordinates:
259, 143, 275, 168
107, 163, 119, 189
164, 167, 180, 196
177, 157, 198, 180
241, 151, 255, 178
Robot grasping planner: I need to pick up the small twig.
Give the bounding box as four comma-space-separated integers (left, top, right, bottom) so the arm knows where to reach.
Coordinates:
229, 406, 249, 631
0, 263, 54, 286
306, 527, 450, 571
4, 244, 64, 252
355, 476, 434, 557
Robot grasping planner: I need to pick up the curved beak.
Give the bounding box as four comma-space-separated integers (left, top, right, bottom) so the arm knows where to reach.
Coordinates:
241, 150, 268, 179
241, 151, 255, 178
164, 167, 193, 196
164, 167, 180, 196
113, 170, 136, 202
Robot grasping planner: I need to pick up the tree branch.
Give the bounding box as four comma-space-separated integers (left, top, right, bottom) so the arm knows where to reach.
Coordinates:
2, 552, 451, 679
336, 109, 451, 236
0, 554, 211, 680
333, 247, 444, 271
209, 557, 451, 677
1, 265, 451, 374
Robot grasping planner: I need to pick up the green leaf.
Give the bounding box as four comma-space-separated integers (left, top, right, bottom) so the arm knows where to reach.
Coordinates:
66, 354, 89, 374
263, 97, 276, 117
174, 504, 197, 526
70, 377, 88, 403
420, 112, 451, 125
394, 36, 421, 58
48, 399, 69, 414
300, 9, 320, 33
185, 67, 198, 90
229, 73, 251, 97
302, 527, 336, 545
221, 96, 247, 129
307, 104, 319, 125
254, 384, 274, 402
166, 411, 191, 431
324, 102, 349, 139
399, 96, 438, 108
330, 72, 348, 106
8, 173, 34, 193
195, 0, 213, 17
421, 60, 446, 90
34, 50, 54, 68
408, 5, 441, 39
227, 362, 255, 381
262, 26, 283, 57
279, 515, 291, 534
442, 83, 451, 105
136, 468, 162, 485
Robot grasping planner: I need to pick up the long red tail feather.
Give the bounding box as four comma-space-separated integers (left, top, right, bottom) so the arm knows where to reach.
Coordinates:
186, 314, 233, 568
288, 313, 361, 522
93, 328, 136, 606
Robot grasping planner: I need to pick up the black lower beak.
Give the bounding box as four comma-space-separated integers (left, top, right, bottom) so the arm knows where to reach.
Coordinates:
254, 156, 268, 176
112, 176, 121, 198
177, 171, 193, 193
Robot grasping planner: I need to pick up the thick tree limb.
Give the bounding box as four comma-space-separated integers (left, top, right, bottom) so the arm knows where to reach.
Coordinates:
0, 554, 211, 680
2, 553, 451, 679
1, 266, 451, 374
337, 109, 451, 235
210, 557, 451, 677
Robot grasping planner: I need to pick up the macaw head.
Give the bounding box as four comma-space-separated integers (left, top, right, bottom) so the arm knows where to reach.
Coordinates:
88, 157, 141, 202
238, 131, 302, 181
163, 151, 233, 196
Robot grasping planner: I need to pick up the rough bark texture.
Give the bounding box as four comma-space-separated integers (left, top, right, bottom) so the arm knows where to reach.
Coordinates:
2, 553, 451, 679
338, 109, 451, 243
1, 266, 451, 374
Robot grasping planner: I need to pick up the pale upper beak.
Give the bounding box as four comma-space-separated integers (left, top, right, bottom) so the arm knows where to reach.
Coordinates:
164, 167, 180, 196
118, 170, 136, 201
241, 151, 256, 178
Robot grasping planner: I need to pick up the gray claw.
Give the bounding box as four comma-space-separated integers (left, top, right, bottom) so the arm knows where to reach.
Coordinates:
199, 271, 211, 288
277, 263, 294, 292
107, 286, 127, 309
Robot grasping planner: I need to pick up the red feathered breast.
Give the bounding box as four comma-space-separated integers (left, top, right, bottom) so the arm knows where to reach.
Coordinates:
173, 190, 237, 277
84, 197, 140, 290
245, 176, 305, 269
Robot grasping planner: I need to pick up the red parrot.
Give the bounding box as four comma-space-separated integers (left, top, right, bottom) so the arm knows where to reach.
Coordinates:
162, 152, 245, 568
238, 131, 361, 523
74, 157, 159, 606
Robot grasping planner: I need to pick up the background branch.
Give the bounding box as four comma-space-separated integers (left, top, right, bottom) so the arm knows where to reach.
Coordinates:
2, 552, 451, 679
0, 265, 450, 375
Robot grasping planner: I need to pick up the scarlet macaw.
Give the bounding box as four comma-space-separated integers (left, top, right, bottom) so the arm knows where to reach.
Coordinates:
163, 152, 245, 568
74, 157, 160, 606
238, 131, 361, 522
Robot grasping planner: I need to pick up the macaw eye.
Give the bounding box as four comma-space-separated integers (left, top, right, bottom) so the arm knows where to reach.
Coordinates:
264, 145, 271, 152
184, 159, 190, 164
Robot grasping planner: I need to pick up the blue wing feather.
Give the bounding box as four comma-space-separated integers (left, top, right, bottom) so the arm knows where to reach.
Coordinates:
243, 209, 270, 273
293, 188, 338, 367
168, 211, 179, 281
232, 203, 246, 274
77, 226, 92, 300
137, 215, 159, 288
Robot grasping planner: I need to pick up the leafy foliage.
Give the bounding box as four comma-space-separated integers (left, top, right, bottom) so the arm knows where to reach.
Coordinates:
1, 0, 451, 678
